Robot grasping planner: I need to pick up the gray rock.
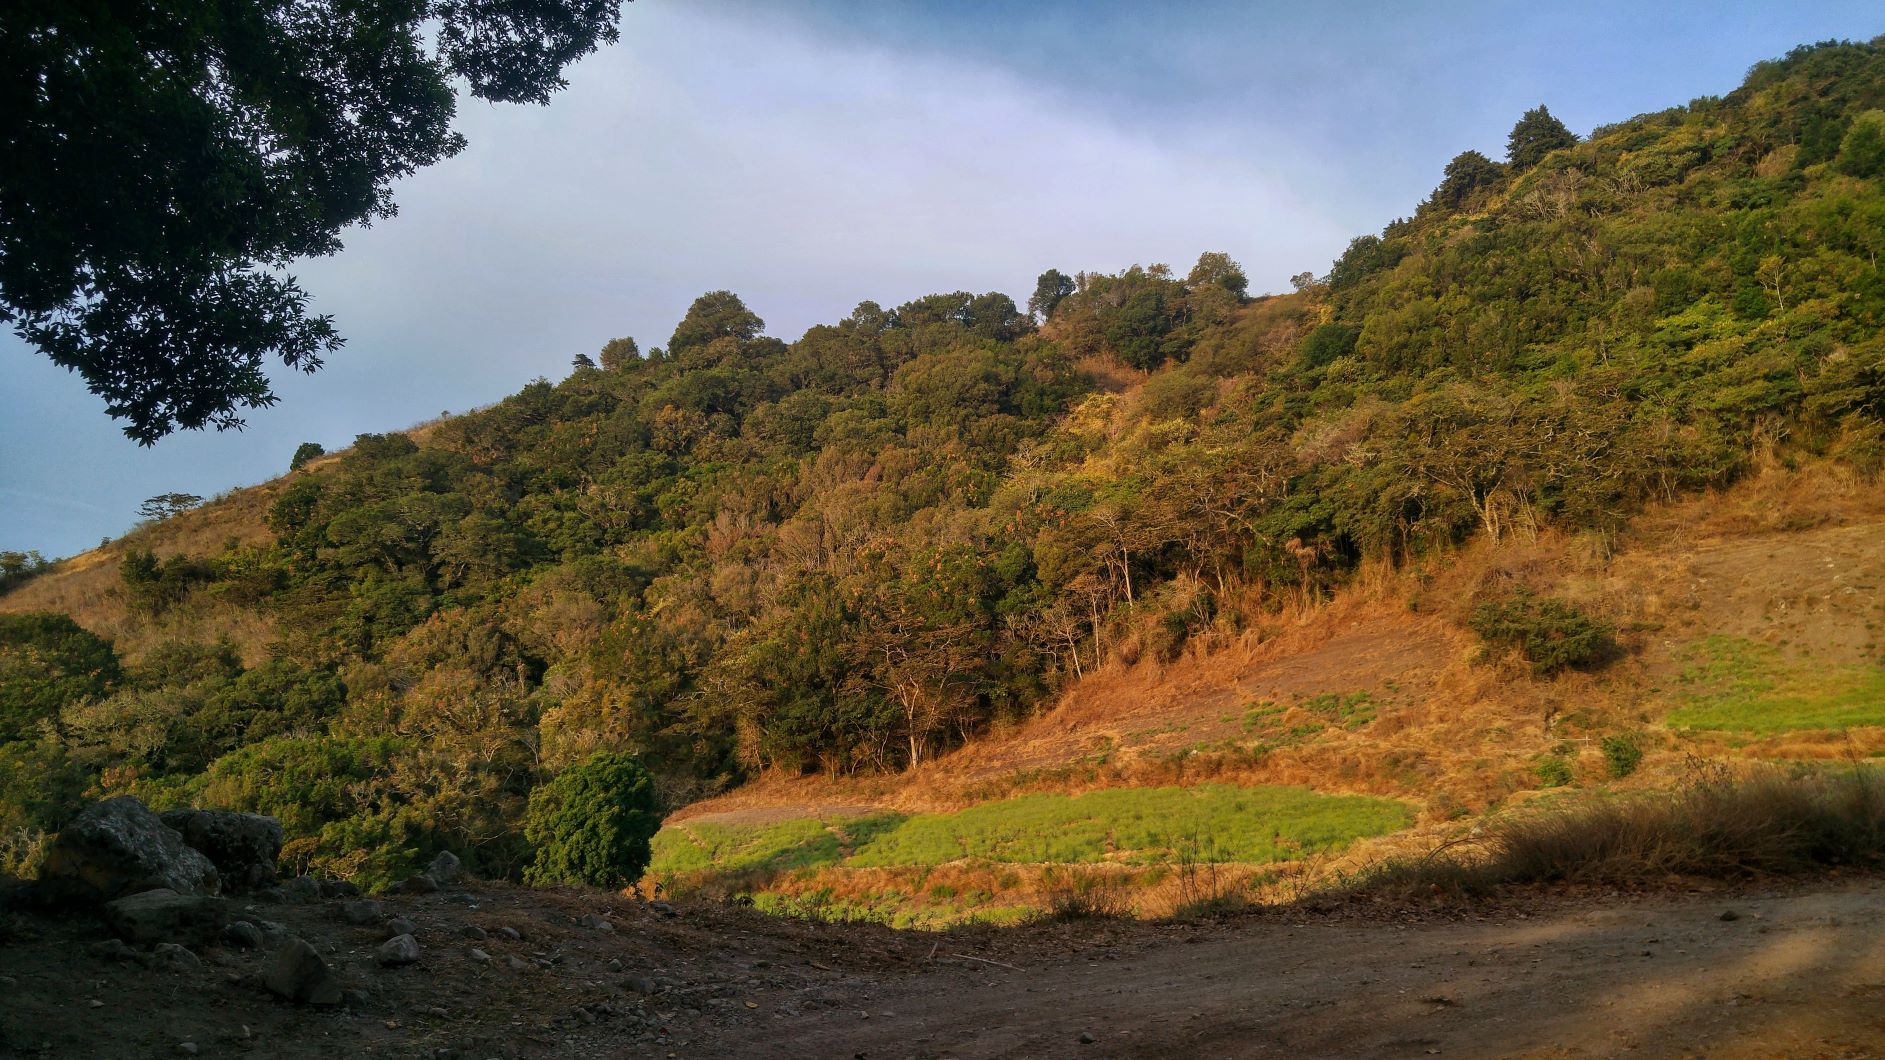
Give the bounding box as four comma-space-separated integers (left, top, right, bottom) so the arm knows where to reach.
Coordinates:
425, 850, 463, 885
385, 917, 419, 939
468, 948, 491, 963
87, 938, 139, 962
397, 874, 439, 895
151, 942, 202, 969
157, 809, 283, 891
649, 901, 676, 917
579, 913, 615, 933
459, 924, 488, 940
177, 1043, 198, 1056
336, 899, 384, 926
38, 797, 219, 904
377, 934, 420, 966
505, 955, 534, 973
441, 892, 476, 905
624, 976, 658, 995
221, 921, 265, 949
317, 878, 360, 899
281, 876, 321, 903
495, 926, 522, 941
258, 937, 342, 1005
103, 888, 229, 946
607, 958, 623, 972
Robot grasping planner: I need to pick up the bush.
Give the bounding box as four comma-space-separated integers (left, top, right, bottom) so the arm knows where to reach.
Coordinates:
1534, 754, 1573, 787
523, 752, 662, 889
1602, 733, 1645, 778
1469, 588, 1615, 675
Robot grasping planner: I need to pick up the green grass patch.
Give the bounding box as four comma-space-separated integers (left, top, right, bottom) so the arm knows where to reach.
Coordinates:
649, 812, 907, 875
846, 784, 1409, 867
1665, 636, 1885, 733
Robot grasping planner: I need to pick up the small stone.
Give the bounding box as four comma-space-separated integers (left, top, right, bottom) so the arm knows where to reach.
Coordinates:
341, 988, 370, 1009
1720, 910, 1741, 921
87, 938, 139, 962
281, 876, 322, 903
442, 892, 476, 906
607, 958, 623, 972
377, 934, 420, 966
469, 948, 491, 963
1079, 1031, 1097, 1045
104, 888, 230, 946
579, 913, 614, 933
399, 874, 439, 895
495, 926, 522, 941
152, 942, 202, 969
221, 921, 264, 949
624, 976, 657, 996
176, 1042, 198, 1056
459, 924, 488, 940
648, 901, 676, 918
505, 955, 534, 973
317, 878, 361, 899
385, 917, 420, 939
88, 999, 105, 1008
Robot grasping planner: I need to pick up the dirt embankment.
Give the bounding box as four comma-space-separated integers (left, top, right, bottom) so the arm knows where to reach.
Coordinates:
3, 876, 1881, 1058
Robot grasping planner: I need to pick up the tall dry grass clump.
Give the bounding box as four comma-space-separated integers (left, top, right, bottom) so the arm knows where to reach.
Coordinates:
1350, 766, 1885, 897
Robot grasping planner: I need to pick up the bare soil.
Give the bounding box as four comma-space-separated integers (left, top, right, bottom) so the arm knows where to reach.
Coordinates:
3, 876, 1882, 1058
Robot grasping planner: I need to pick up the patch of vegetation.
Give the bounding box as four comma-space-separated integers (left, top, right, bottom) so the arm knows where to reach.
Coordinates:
1349, 766, 1885, 897
1299, 691, 1378, 730
1469, 588, 1615, 675
1602, 733, 1645, 778
522, 752, 662, 889
1667, 637, 1885, 733
845, 785, 1410, 868
1533, 754, 1574, 787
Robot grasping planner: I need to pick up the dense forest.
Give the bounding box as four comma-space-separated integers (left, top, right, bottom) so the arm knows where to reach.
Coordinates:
4, 40, 1884, 888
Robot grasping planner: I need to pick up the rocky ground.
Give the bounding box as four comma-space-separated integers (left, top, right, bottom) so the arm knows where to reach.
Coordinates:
4, 872, 1884, 1058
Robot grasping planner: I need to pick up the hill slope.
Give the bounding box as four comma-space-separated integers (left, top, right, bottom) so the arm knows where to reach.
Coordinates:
3, 38, 1885, 903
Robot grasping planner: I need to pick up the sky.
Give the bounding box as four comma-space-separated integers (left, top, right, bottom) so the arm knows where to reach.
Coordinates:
2, 1, 1879, 558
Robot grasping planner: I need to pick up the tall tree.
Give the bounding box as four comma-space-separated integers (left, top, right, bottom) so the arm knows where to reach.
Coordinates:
1029, 269, 1076, 320
0, 0, 628, 444
1506, 105, 1579, 171
1429, 150, 1506, 212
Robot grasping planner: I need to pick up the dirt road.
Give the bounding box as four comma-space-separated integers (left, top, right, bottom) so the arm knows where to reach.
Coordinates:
4, 878, 1882, 1058
709, 880, 1885, 1059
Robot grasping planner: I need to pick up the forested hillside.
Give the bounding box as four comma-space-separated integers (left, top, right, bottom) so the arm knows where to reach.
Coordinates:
4, 39, 1884, 889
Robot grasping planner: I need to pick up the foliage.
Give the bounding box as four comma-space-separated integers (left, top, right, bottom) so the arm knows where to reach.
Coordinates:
0, 613, 121, 743
1469, 589, 1615, 675
1506, 105, 1578, 170
7, 40, 1885, 892
138, 494, 203, 521
0, 550, 50, 593
523, 752, 663, 888
0, 0, 628, 442
1601, 733, 1645, 778
1533, 754, 1573, 788
290, 443, 327, 472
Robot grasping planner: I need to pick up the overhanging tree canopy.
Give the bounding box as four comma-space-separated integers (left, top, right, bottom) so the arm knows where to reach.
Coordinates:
0, 0, 627, 444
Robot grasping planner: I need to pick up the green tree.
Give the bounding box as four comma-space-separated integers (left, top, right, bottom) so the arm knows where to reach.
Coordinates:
1506, 105, 1579, 171
1185, 252, 1249, 299
290, 442, 326, 472
1429, 150, 1505, 212
522, 752, 662, 888
1029, 269, 1076, 320
0, 613, 121, 742
0, 0, 628, 443
598, 336, 640, 371
1837, 110, 1885, 179
138, 493, 203, 521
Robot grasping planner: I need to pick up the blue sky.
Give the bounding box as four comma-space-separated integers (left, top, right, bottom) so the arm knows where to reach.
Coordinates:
2, 1, 1879, 558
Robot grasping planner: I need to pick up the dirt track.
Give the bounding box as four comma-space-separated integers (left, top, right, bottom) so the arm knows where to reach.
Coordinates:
4, 878, 1882, 1058
710, 879, 1885, 1059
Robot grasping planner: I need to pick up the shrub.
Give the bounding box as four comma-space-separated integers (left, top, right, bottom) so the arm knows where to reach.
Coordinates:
523, 752, 662, 889
1601, 733, 1645, 778
1534, 754, 1573, 788
1469, 588, 1615, 675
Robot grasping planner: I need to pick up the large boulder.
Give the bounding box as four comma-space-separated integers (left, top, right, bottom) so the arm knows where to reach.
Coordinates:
259, 937, 343, 1006
102, 888, 229, 946
424, 850, 463, 885
38, 797, 218, 904
157, 809, 283, 890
